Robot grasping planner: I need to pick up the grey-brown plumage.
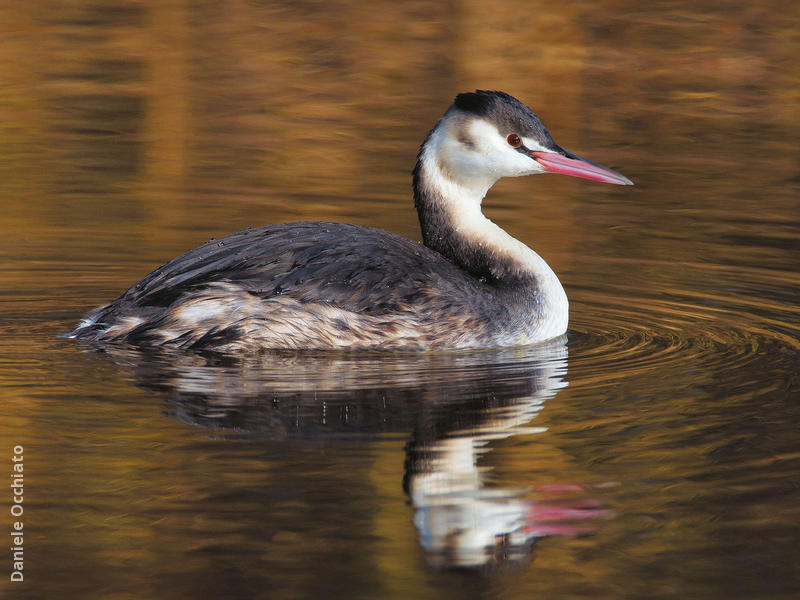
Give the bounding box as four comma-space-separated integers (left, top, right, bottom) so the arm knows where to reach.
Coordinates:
69, 90, 631, 351
70, 222, 535, 350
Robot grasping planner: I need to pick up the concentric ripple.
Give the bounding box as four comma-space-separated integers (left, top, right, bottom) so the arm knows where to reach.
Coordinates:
565, 259, 800, 388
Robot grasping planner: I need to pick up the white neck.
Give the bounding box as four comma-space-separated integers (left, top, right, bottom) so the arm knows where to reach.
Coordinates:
414, 124, 569, 340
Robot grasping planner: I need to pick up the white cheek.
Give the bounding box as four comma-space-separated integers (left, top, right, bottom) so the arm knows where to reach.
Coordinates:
499, 148, 544, 177
467, 120, 545, 177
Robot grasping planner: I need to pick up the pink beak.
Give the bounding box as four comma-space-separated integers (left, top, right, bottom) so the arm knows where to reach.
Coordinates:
532, 151, 633, 185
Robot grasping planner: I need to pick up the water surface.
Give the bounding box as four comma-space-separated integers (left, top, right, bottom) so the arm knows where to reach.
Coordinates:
1, 1, 799, 598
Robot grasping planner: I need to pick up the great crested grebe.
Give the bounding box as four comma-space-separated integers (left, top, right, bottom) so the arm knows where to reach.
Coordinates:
69, 90, 632, 351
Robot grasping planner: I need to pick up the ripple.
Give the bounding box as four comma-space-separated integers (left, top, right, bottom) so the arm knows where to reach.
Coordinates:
566, 260, 800, 387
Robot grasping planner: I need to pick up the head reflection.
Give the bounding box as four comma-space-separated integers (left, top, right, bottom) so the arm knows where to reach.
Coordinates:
84, 337, 604, 568
401, 341, 601, 568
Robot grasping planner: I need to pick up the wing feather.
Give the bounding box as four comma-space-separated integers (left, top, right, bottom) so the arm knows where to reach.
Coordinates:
113, 222, 483, 315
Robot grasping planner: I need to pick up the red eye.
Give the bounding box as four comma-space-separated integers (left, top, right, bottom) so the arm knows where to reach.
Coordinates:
507, 134, 522, 148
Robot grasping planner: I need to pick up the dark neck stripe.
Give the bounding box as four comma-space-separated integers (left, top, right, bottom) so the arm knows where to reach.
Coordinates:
413, 159, 532, 285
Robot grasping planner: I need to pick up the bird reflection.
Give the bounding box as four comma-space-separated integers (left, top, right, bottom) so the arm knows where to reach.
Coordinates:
79, 337, 605, 568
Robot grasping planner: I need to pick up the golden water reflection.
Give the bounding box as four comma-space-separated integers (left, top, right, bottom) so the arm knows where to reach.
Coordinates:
1, 0, 799, 598
79, 339, 609, 569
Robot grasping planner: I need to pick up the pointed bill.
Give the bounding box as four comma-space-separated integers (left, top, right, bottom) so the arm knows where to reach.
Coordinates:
532, 151, 633, 185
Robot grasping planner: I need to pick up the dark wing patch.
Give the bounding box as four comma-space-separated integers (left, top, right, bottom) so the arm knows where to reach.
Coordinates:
112, 222, 486, 317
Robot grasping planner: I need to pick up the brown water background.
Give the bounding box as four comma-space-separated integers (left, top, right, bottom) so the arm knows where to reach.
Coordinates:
1, 1, 799, 598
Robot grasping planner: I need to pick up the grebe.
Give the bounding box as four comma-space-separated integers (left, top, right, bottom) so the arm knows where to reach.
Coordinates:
69, 91, 632, 351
